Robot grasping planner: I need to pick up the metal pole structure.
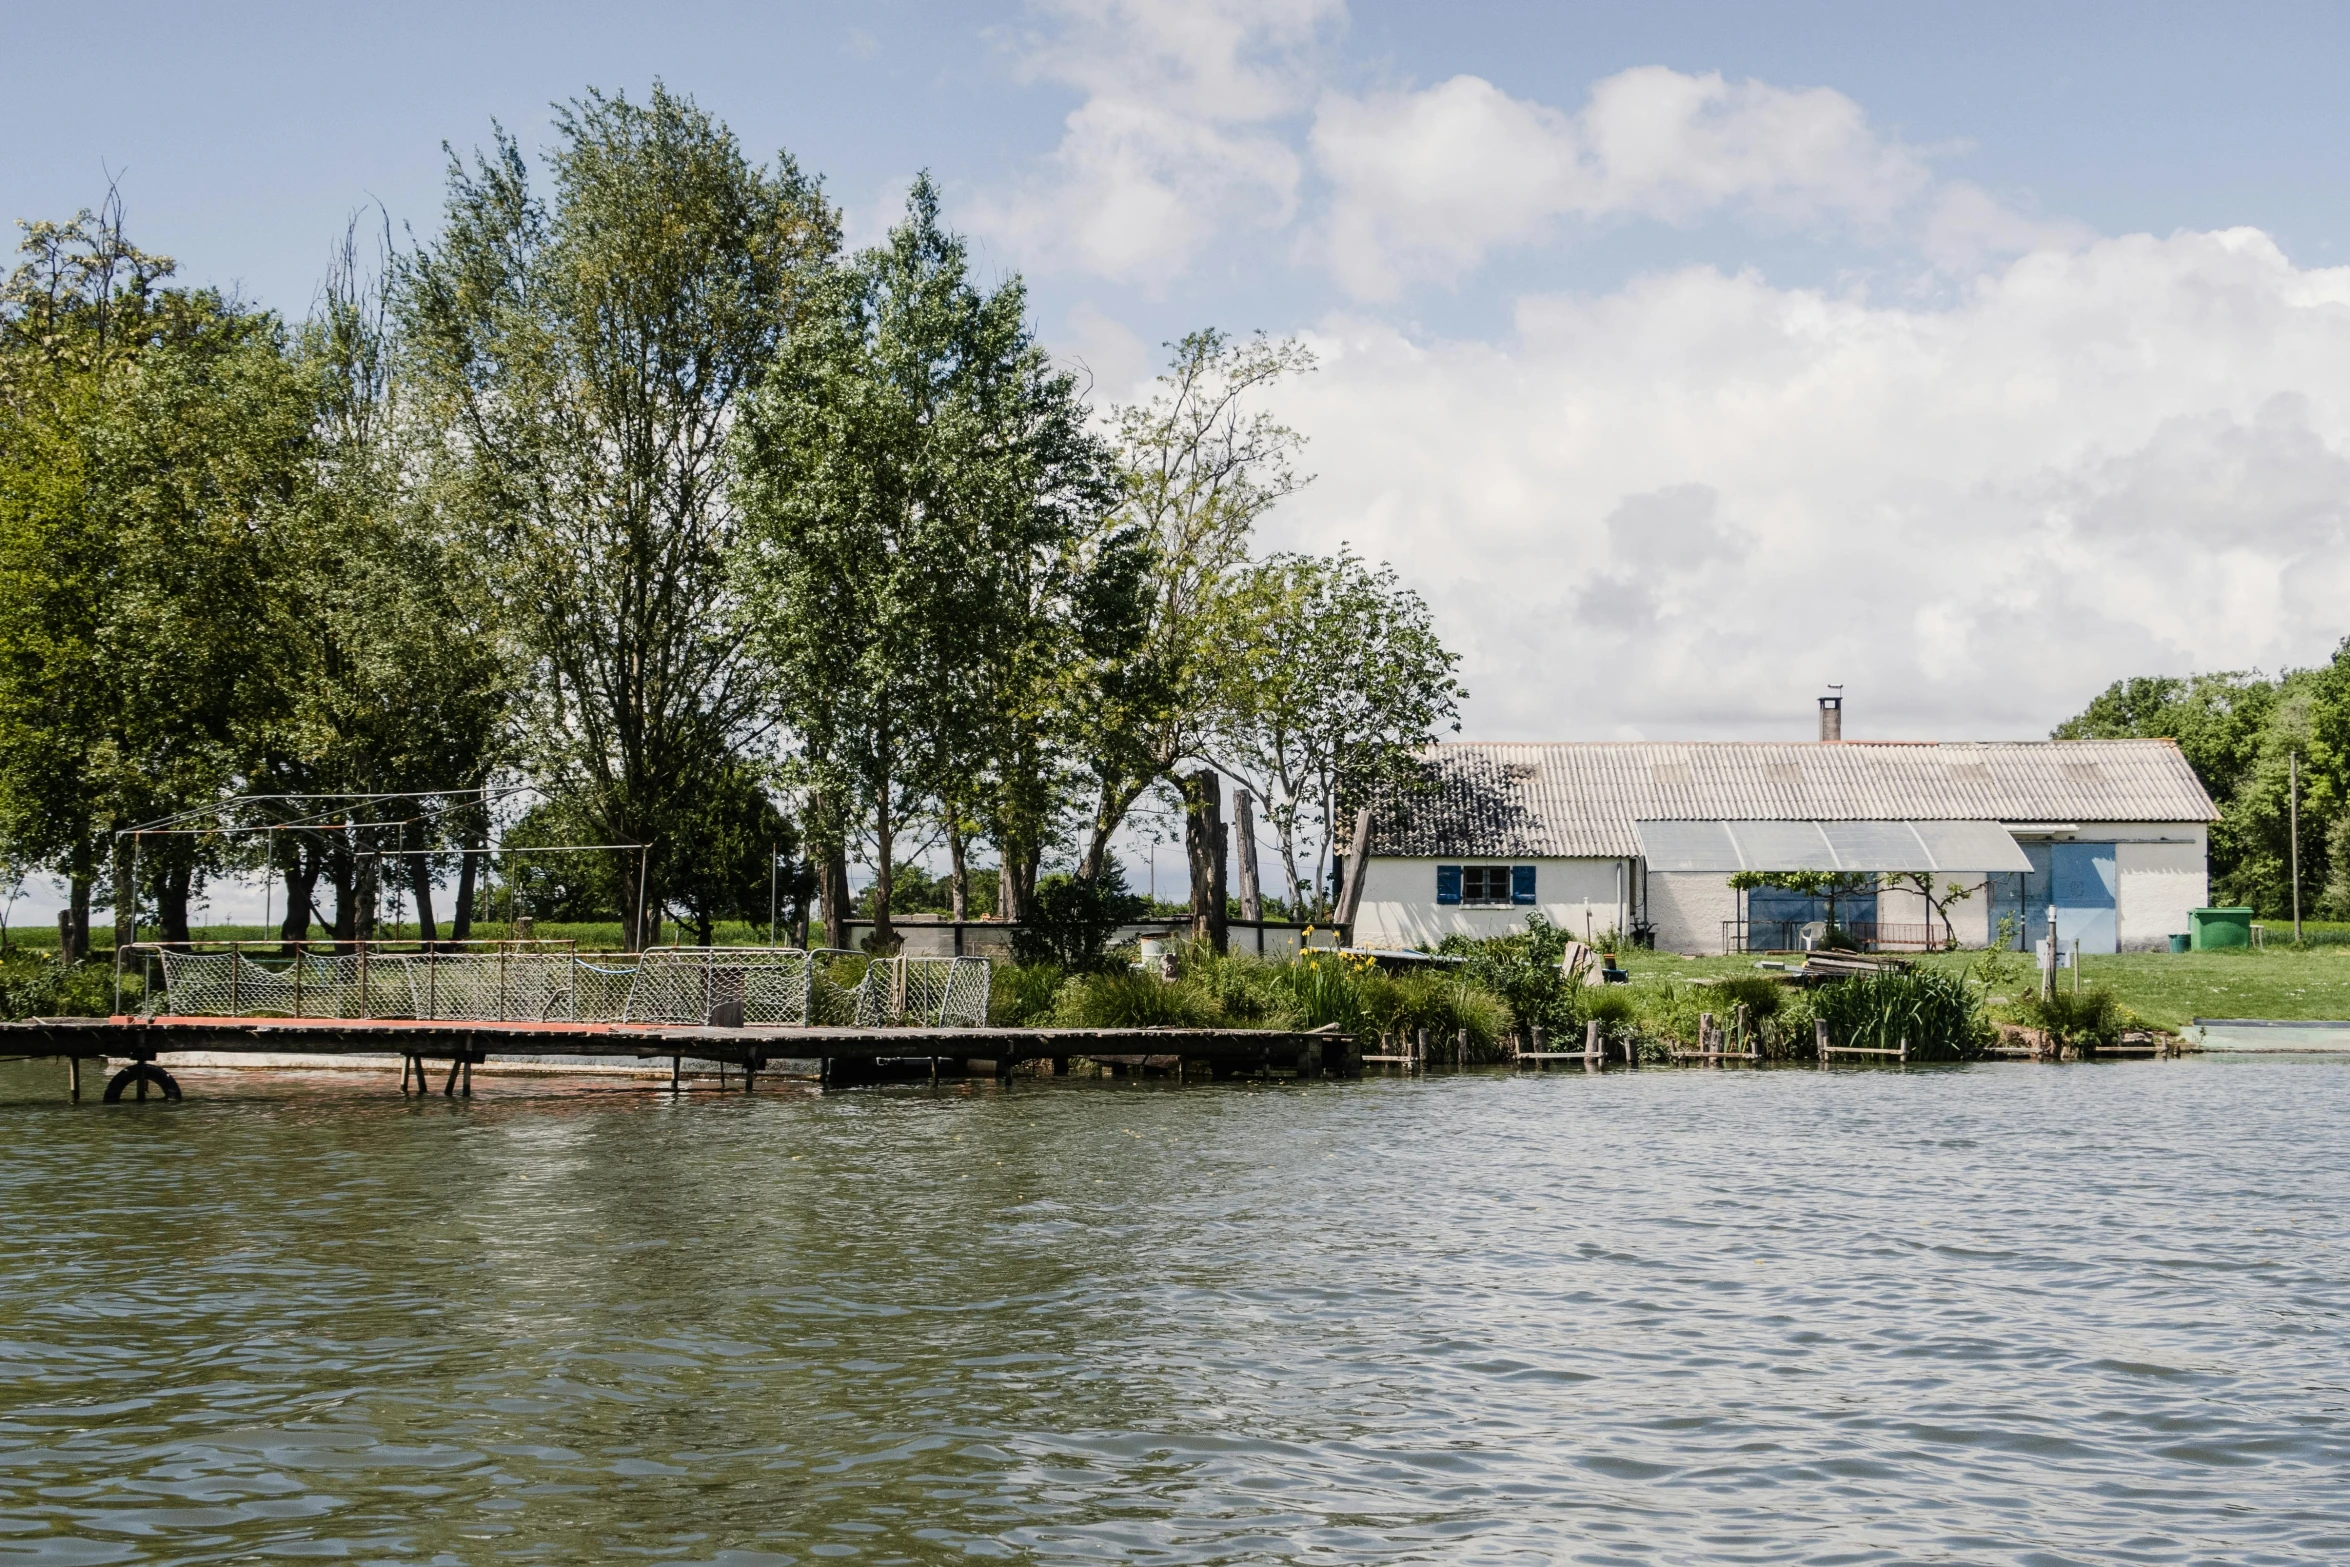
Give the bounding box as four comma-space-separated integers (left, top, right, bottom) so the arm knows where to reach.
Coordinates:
770, 847, 778, 947
637, 845, 651, 952
2290, 751, 2302, 945
2043, 903, 2058, 1003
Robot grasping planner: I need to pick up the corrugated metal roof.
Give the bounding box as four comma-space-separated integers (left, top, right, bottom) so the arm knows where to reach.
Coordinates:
1367, 740, 2218, 859
1633, 818, 2035, 873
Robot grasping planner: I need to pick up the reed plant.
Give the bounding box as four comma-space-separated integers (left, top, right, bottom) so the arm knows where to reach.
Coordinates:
1362, 967, 1514, 1060
988, 960, 1068, 1026
2018, 985, 2124, 1049
1051, 969, 1225, 1028
1812, 968, 1987, 1061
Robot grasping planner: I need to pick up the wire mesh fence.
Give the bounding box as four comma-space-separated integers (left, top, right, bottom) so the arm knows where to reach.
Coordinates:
624, 948, 814, 1026
851, 956, 993, 1028
140, 943, 989, 1030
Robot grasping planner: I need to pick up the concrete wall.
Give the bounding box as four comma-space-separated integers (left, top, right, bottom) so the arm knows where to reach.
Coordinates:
838, 917, 1332, 961
1646, 870, 1741, 955
1353, 856, 1631, 949
2112, 830, 2208, 951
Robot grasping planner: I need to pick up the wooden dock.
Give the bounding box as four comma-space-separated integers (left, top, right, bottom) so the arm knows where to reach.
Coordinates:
0, 1016, 1358, 1100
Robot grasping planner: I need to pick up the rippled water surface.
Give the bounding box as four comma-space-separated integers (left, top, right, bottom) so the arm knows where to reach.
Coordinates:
2, 1055, 2347, 1564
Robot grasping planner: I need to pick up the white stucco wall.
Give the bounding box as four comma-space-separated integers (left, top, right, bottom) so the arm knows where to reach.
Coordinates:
1646, 871, 1740, 955
2114, 832, 2208, 950
1366, 823, 2207, 956
1354, 857, 1631, 948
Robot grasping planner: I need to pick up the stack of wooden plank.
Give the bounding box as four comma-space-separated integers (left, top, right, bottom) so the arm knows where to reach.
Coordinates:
1800, 951, 1912, 982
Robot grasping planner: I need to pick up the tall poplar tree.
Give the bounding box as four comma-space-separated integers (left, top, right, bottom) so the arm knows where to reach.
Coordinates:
733, 177, 1121, 948
401, 85, 835, 948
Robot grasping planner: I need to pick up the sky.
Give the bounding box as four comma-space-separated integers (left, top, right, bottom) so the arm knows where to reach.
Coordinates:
8, 0, 2350, 918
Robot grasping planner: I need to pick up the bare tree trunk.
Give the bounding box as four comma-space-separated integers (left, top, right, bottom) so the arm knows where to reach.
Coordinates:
409, 847, 439, 946
1081, 775, 1150, 882
112, 836, 134, 954
450, 839, 477, 944
329, 848, 357, 947
159, 857, 193, 945
946, 813, 968, 921
871, 778, 897, 955
67, 871, 91, 964
821, 843, 850, 950
355, 851, 379, 942
280, 844, 320, 954
1233, 788, 1263, 921
1183, 769, 1227, 953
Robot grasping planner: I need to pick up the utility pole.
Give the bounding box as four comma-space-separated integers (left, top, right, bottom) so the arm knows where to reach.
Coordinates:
2290, 752, 2302, 945
769, 845, 779, 947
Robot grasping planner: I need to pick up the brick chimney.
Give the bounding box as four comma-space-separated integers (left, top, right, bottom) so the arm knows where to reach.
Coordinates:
1818, 688, 1843, 741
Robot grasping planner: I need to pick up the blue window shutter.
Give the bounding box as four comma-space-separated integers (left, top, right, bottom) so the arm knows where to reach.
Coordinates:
1436, 866, 1462, 905
1512, 865, 1537, 904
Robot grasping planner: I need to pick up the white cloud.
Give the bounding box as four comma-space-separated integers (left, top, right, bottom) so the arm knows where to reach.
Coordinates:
1310, 67, 1936, 298
1057, 298, 1152, 403
971, 0, 1341, 284
1259, 227, 2350, 739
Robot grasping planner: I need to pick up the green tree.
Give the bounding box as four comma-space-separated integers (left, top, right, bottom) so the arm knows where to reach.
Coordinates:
402, 85, 836, 949
249, 220, 515, 947
2055, 663, 2345, 918
1214, 548, 1464, 918
0, 198, 308, 954
733, 177, 1117, 949
1072, 329, 1314, 881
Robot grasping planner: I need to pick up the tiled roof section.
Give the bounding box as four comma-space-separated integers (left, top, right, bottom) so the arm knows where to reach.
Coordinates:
1367, 740, 2219, 858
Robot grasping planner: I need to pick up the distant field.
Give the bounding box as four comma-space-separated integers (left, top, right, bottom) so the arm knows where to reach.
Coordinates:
1619, 943, 2350, 1031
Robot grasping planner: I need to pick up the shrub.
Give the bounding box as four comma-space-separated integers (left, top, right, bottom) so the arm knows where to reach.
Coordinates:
1813, 968, 1986, 1062
1440, 913, 1578, 1040
1173, 943, 1287, 1026
1368, 968, 1514, 1060
2020, 985, 2124, 1049
808, 952, 869, 1024
1266, 947, 1379, 1032
1052, 969, 1224, 1028
0, 956, 133, 1019
989, 960, 1067, 1026
1011, 864, 1148, 971
1706, 974, 1786, 1022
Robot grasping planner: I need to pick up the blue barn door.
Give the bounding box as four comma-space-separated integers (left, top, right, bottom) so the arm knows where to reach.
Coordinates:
1989, 843, 2053, 949
2051, 843, 2118, 955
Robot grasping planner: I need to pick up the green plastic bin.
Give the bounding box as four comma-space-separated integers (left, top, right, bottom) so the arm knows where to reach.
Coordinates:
2168, 933, 2191, 954
2189, 907, 2254, 951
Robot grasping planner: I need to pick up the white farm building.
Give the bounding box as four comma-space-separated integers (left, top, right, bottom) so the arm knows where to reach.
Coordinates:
1343, 737, 2219, 956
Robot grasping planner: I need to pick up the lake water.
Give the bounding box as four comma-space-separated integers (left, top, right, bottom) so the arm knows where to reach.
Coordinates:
2, 1055, 2346, 1564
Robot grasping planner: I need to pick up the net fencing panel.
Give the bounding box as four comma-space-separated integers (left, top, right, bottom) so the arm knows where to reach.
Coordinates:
571, 959, 637, 1023
624, 949, 814, 1026
397, 952, 579, 1022
147, 945, 978, 1028
852, 956, 993, 1027
155, 949, 407, 1019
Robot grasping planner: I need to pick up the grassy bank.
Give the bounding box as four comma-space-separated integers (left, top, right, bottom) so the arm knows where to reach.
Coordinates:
19, 918, 2350, 1037
1621, 944, 2350, 1030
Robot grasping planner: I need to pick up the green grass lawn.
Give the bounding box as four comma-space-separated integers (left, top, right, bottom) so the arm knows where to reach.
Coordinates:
1619, 944, 2350, 1030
